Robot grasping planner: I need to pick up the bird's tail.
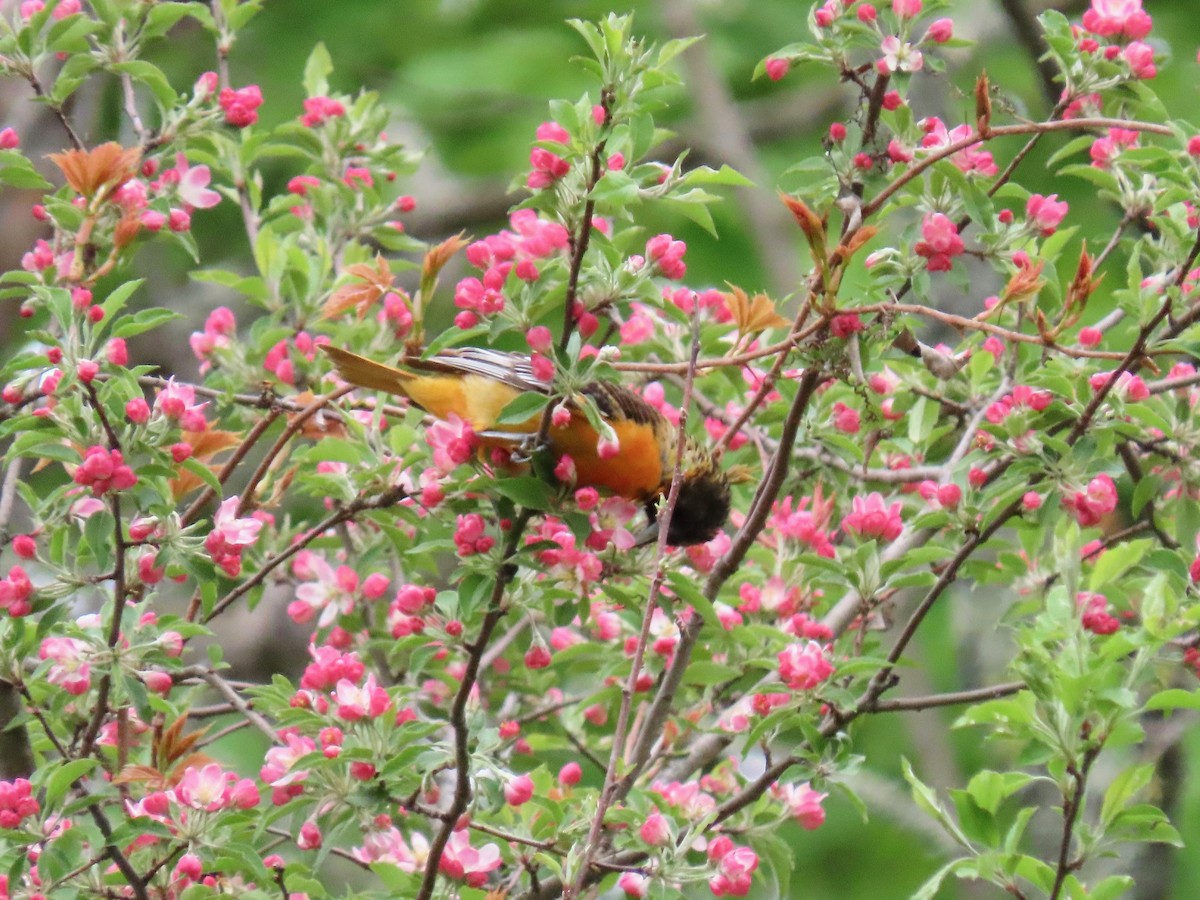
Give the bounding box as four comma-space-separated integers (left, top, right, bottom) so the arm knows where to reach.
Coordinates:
321, 346, 415, 397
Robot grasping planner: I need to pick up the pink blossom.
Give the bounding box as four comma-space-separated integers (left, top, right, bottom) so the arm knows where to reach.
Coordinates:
1081, 0, 1152, 40
709, 845, 759, 897
893, 0, 923, 17
261, 733, 316, 804
926, 17, 953, 42
764, 57, 790, 81
1078, 592, 1120, 635
646, 234, 687, 279
775, 781, 828, 829
504, 774, 534, 806
524, 644, 552, 670
559, 762, 582, 786
0, 779, 39, 829
289, 556, 359, 627
168, 208, 191, 232
528, 147, 570, 189
300, 95, 346, 127
618, 872, 649, 897
73, 446, 137, 496
426, 414, 480, 474
841, 492, 904, 541
353, 825, 424, 868
1062, 473, 1118, 527
1026, 194, 1068, 236
155, 379, 208, 430
439, 830, 502, 888
170, 154, 221, 210
454, 513, 494, 557
204, 496, 262, 578
298, 821, 322, 850
640, 811, 670, 845
536, 121, 570, 144
778, 640, 834, 691
1122, 41, 1156, 79
619, 308, 656, 346
175, 854, 202, 882
525, 325, 553, 354
879, 35, 923, 75
0, 128, 19, 149
21, 238, 55, 272
39, 636, 90, 695
334, 673, 390, 721
219, 85, 263, 128
914, 212, 965, 272
1090, 370, 1149, 401
830, 312, 864, 338
920, 119, 997, 175
831, 401, 860, 434
1090, 128, 1138, 168
176, 764, 232, 811
288, 175, 321, 195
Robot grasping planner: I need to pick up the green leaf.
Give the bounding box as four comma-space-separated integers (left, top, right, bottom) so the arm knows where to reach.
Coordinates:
1100, 763, 1153, 828
109, 60, 177, 107
180, 458, 223, 496
303, 42, 333, 97
1089, 875, 1134, 900
681, 164, 754, 188
1089, 538, 1151, 590
100, 280, 144, 321
1130, 474, 1161, 517
44, 758, 98, 808
494, 391, 548, 427
112, 307, 183, 339
0, 151, 51, 190
683, 661, 743, 686
967, 770, 1032, 815
1144, 688, 1200, 713
493, 477, 552, 511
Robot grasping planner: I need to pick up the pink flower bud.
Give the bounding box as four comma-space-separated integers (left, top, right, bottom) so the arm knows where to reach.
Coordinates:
640, 811, 670, 846
504, 773, 534, 806
927, 17, 953, 42
559, 762, 582, 786
764, 57, 790, 81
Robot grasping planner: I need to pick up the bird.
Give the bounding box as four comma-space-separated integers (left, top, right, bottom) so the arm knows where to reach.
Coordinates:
321, 345, 731, 546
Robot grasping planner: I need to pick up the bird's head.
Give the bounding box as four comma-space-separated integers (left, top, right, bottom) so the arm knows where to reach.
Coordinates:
637, 453, 733, 547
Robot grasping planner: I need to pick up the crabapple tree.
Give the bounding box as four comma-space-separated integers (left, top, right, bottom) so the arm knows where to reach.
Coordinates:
0, 1, 1198, 898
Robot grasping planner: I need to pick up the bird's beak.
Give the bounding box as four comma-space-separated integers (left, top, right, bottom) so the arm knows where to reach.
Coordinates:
632, 520, 660, 548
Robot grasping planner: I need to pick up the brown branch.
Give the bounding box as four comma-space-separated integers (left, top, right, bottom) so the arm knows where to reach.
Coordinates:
568, 305, 704, 897
861, 117, 1174, 221
26, 70, 85, 150
180, 404, 284, 527
1049, 744, 1102, 900
414, 514, 527, 900
871, 681, 1026, 713
236, 386, 352, 518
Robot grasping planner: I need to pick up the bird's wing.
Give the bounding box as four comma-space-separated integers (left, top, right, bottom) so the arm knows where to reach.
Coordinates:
411, 348, 548, 396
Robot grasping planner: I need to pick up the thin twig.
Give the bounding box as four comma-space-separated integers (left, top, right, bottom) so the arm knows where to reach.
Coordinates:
871, 681, 1026, 713
177, 666, 276, 741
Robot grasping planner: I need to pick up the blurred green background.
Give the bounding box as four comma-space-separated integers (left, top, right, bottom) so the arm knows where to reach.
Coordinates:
8, 0, 1199, 896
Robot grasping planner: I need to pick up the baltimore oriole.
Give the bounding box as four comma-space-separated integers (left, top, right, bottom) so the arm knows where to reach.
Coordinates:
322, 345, 731, 546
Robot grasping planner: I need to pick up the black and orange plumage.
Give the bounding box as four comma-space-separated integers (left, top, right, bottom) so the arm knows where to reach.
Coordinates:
322, 345, 731, 546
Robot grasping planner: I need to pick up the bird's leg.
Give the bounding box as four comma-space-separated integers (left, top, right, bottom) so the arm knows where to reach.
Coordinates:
472, 430, 545, 463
